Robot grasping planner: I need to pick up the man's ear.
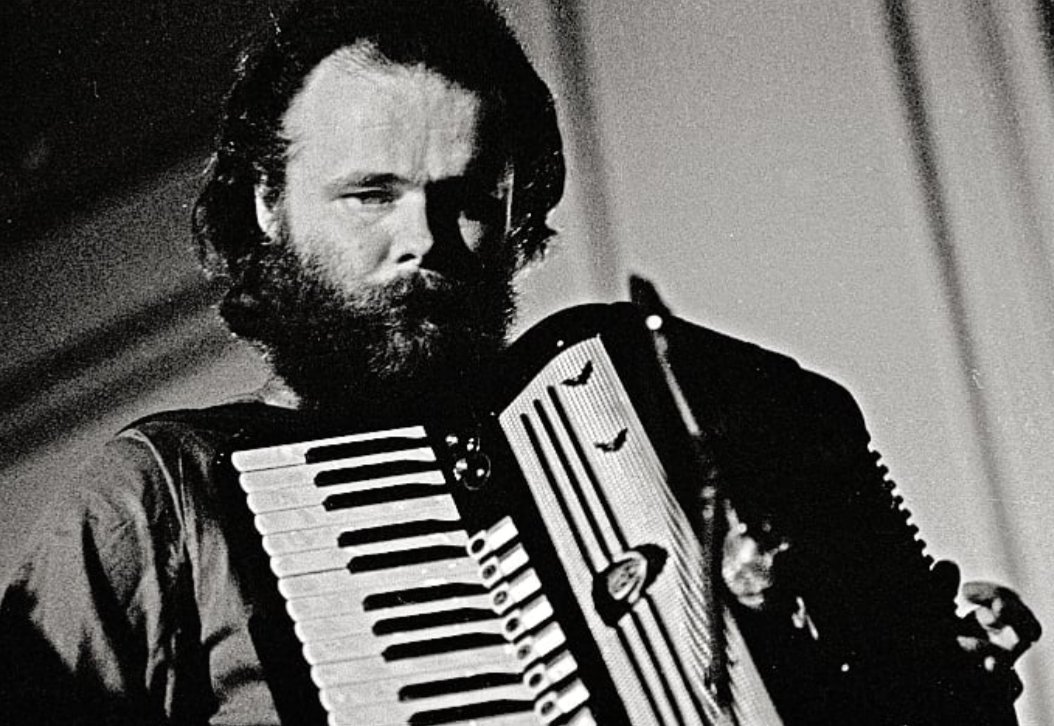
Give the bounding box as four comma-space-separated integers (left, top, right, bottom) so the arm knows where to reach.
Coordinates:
254, 184, 278, 241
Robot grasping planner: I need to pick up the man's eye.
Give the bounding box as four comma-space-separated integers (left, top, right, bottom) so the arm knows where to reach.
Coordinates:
461, 191, 506, 222
342, 189, 396, 206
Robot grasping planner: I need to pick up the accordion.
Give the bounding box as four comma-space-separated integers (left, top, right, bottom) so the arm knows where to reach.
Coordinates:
229, 302, 1014, 726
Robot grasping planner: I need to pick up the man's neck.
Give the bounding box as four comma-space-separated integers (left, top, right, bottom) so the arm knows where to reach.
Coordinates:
250, 377, 303, 410
246, 371, 484, 427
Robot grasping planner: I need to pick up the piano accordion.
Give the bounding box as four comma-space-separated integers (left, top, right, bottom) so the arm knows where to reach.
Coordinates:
228, 303, 1014, 726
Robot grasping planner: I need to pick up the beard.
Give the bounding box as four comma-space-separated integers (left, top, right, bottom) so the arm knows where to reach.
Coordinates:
222, 224, 518, 415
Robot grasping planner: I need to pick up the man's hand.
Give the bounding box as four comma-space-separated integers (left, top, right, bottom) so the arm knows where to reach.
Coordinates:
932, 561, 1043, 703
721, 505, 789, 611
958, 580, 1042, 675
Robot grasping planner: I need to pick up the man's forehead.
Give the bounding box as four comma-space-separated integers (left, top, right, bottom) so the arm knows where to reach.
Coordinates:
283, 47, 480, 143
280, 47, 510, 185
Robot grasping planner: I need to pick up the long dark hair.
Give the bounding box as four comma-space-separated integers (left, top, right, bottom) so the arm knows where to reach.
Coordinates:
192, 0, 565, 336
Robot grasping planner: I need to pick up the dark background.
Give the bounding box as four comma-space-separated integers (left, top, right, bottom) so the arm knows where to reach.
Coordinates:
1, 1, 293, 247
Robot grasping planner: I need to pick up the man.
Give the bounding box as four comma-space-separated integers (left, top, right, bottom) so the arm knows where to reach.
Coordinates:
0, 0, 1039, 724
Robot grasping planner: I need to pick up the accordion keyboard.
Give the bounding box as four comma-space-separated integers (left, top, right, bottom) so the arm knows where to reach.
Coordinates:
232, 427, 596, 726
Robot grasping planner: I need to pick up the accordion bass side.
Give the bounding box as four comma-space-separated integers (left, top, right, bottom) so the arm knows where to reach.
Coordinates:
230, 303, 1015, 726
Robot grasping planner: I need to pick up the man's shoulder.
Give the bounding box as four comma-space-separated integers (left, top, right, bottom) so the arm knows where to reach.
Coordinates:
121, 402, 256, 450
120, 401, 317, 465
528, 302, 856, 410
119, 399, 375, 465
667, 315, 867, 442
671, 316, 856, 399
126, 401, 284, 437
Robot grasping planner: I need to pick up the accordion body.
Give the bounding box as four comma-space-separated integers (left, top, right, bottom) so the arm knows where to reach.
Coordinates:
228, 303, 1013, 726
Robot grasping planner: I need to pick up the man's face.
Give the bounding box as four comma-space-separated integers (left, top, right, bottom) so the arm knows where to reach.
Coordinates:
250, 49, 520, 409
260, 48, 513, 298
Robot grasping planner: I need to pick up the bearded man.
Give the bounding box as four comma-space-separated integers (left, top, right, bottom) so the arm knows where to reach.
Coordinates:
0, 0, 1039, 724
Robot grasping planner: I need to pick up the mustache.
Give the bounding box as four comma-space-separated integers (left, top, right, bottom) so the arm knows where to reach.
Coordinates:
351, 269, 466, 315
419, 231, 485, 283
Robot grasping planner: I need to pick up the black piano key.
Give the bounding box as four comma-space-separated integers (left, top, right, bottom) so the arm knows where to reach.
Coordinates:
316, 459, 440, 487
407, 699, 536, 726
305, 436, 430, 464
364, 583, 488, 611
324, 484, 444, 511
382, 633, 507, 661
373, 608, 496, 635
398, 672, 522, 701
337, 519, 463, 547
347, 545, 467, 573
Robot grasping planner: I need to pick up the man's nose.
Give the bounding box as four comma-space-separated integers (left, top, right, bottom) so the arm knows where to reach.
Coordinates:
392, 185, 482, 281
391, 190, 435, 270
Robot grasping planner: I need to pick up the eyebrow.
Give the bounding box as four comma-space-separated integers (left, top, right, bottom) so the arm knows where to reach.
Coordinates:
322, 166, 511, 197
323, 172, 409, 195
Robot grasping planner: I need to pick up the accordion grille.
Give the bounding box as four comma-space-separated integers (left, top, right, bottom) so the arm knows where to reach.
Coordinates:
500, 335, 780, 726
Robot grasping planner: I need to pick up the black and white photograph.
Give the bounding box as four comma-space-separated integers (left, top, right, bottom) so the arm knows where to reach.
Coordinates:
1, 0, 1051, 723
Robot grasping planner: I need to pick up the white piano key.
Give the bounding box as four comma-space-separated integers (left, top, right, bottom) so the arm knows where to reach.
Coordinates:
480, 544, 530, 587
253, 494, 458, 535
239, 448, 439, 492
247, 470, 448, 513
297, 612, 505, 646
565, 709, 598, 726
263, 515, 455, 556
524, 650, 579, 693
325, 682, 533, 726
270, 549, 347, 579
318, 663, 526, 711
467, 516, 520, 561
536, 679, 590, 724
487, 567, 544, 616
232, 426, 430, 472
310, 643, 514, 684
269, 531, 469, 578
513, 622, 567, 664
261, 508, 465, 556
502, 597, 555, 641
286, 589, 494, 625
344, 713, 543, 726
304, 634, 379, 667
277, 557, 481, 599
506, 569, 544, 608
437, 714, 544, 726
285, 590, 365, 622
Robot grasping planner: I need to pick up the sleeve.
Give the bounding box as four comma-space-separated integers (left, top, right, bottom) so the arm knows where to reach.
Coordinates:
0, 434, 188, 726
